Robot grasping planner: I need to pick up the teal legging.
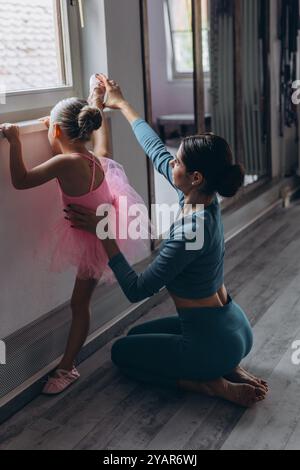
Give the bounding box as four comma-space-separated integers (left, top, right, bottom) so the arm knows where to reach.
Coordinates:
111, 296, 253, 389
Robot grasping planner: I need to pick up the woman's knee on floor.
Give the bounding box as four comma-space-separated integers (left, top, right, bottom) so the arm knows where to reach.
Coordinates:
111, 337, 130, 367
127, 324, 143, 336
111, 333, 183, 378
110, 335, 149, 368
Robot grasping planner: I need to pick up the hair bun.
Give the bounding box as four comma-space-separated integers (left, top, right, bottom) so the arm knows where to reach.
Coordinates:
77, 106, 102, 141
216, 164, 245, 198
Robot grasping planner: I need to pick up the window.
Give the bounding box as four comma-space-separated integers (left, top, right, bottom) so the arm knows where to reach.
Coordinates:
165, 0, 210, 79
201, 0, 210, 74
0, 0, 82, 120
0, 0, 71, 93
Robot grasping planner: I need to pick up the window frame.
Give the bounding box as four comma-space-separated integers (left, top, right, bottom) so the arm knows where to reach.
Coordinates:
0, 0, 83, 122
164, 0, 194, 81
164, 0, 210, 82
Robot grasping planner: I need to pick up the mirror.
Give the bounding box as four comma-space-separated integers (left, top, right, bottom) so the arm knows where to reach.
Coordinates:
141, 0, 209, 235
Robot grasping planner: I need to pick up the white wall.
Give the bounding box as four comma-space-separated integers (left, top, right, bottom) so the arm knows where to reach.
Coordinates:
0, 0, 150, 338
80, 0, 108, 92
0, 133, 76, 338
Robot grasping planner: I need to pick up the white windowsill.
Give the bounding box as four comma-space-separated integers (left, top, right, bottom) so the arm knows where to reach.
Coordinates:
5, 85, 74, 98
0, 120, 46, 140
0, 110, 114, 140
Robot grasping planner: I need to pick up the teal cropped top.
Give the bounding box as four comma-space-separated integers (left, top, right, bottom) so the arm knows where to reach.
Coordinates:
108, 119, 225, 302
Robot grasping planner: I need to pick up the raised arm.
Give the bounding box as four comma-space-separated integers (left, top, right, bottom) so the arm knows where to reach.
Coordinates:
91, 108, 112, 158
130, 118, 175, 186
88, 77, 112, 158
100, 75, 177, 188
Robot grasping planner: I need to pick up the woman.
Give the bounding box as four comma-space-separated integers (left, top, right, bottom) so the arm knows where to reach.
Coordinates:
66, 76, 268, 408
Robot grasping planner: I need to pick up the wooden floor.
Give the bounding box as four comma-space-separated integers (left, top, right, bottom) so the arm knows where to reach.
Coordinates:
1, 200, 300, 450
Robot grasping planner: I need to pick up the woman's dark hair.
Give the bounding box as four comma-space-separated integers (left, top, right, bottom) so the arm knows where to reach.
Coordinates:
51, 97, 102, 142
182, 133, 245, 198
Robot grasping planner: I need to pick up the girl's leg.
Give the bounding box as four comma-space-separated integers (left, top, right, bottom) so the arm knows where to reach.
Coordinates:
58, 276, 99, 371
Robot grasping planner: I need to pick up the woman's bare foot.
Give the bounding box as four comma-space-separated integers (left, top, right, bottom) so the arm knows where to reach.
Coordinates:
178, 377, 267, 408
224, 366, 268, 391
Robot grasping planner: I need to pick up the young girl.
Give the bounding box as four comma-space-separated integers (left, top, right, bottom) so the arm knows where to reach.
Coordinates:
0, 74, 150, 395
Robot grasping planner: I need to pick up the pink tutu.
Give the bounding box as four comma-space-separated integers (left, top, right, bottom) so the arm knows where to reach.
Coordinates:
42, 153, 152, 282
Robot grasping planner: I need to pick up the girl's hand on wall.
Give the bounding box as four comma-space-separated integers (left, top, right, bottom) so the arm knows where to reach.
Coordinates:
0, 124, 20, 144
39, 116, 51, 129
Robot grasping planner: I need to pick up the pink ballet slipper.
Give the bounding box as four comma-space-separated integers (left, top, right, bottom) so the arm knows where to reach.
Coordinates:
88, 73, 106, 107
42, 367, 80, 396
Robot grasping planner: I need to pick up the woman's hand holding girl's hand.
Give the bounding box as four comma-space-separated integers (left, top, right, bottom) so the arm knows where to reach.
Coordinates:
99, 74, 127, 110
0, 123, 20, 144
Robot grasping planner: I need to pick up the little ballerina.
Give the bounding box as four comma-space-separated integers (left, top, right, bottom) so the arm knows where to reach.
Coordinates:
0, 74, 150, 395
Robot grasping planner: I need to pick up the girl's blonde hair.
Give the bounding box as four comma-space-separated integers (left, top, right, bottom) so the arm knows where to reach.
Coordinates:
51, 97, 102, 142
